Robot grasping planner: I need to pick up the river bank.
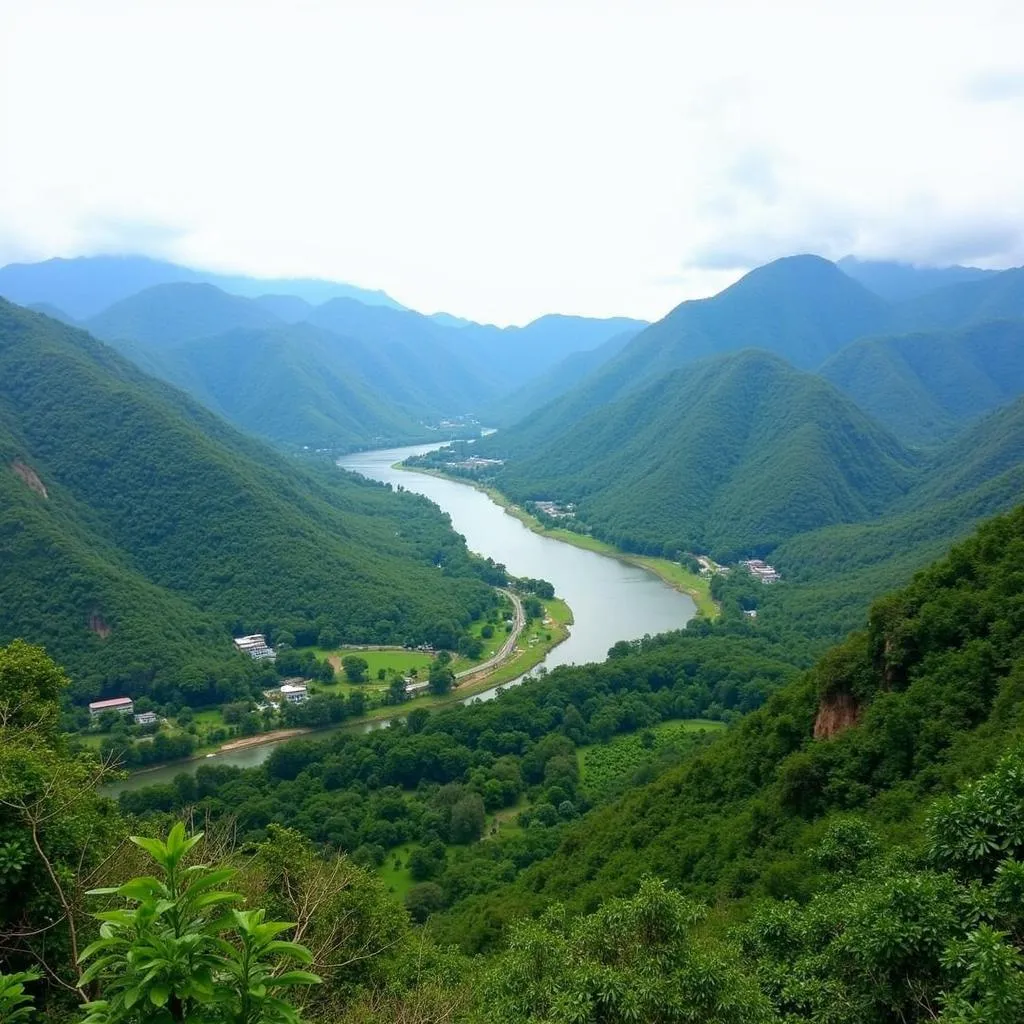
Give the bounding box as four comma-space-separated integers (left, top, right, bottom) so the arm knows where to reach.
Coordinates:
102, 442, 696, 793
100, 596, 574, 791
398, 465, 719, 618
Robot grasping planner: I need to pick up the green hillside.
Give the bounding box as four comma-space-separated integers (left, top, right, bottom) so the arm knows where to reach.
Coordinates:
0, 300, 498, 706
86, 281, 282, 347
436, 503, 1024, 956
889, 265, 1024, 333
821, 319, 1024, 444
479, 350, 916, 559
126, 323, 439, 449
473, 255, 888, 451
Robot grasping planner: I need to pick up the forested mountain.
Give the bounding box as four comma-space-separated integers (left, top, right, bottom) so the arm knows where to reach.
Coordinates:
597, 253, 886, 382
837, 254, 998, 301
888, 264, 1024, 333
0, 253, 403, 318
62, 279, 645, 447
0, 300, 498, 707
485, 328, 639, 426
480, 255, 888, 444
130, 323, 439, 448
305, 298, 506, 409
483, 350, 917, 558
307, 300, 646, 395
77, 287, 496, 443
85, 282, 283, 347
820, 319, 1024, 444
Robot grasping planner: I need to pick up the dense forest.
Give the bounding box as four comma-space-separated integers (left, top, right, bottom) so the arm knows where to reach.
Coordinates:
466, 349, 918, 558
0, 300, 502, 708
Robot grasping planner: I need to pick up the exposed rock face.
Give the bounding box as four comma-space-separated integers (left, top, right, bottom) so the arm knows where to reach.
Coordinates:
89, 613, 112, 639
11, 459, 48, 498
813, 691, 860, 739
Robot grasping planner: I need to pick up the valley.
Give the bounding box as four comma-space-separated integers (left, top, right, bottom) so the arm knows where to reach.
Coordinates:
4, 250, 1024, 1024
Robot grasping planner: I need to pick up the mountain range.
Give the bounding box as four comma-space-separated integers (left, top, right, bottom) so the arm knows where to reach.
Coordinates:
0, 268, 643, 449
0, 253, 404, 319
437, 253, 1024, 595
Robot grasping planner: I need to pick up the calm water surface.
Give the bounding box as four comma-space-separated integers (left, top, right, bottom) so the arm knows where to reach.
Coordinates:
105, 443, 694, 793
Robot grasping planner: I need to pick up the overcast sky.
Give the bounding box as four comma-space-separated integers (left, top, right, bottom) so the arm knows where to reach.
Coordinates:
2, 0, 1023, 325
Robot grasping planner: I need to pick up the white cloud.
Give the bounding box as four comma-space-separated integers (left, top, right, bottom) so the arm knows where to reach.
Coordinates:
1, 0, 1022, 323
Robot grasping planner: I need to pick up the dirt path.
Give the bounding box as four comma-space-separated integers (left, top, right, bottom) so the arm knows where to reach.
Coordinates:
216, 728, 308, 753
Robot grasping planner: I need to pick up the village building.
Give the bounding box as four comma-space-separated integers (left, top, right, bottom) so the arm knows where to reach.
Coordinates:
279, 681, 309, 704
233, 634, 276, 660
133, 711, 158, 725
740, 559, 781, 584
534, 500, 576, 519
89, 696, 134, 716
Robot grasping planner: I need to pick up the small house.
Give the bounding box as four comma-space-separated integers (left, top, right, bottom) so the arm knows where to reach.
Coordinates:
279, 682, 308, 704
133, 711, 158, 725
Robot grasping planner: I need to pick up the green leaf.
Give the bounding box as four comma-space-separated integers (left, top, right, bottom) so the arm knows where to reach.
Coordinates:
267, 970, 322, 987
149, 982, 171, 1007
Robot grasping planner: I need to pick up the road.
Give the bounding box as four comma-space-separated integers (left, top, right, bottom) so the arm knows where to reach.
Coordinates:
455, 589, 525, 681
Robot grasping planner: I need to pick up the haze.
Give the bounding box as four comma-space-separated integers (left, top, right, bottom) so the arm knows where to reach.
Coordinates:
2, 0, 1022, 324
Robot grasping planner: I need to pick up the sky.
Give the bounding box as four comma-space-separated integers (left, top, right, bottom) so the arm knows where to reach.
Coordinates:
1, 0, 1023, 325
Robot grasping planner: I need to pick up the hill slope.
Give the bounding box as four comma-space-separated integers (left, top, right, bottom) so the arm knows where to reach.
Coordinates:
483, 349, 916, 558
484, 328, 639, 427
438, 502, 1024, 952
135, 323, 438, 449
0, 300, 496, 704
85, 282, 283, 347
482, 255, 889, 450
889, 265, 1024, 333
820, 319, 1024, 444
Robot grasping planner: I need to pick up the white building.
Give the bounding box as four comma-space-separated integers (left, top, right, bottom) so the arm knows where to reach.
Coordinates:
89, 697, 134, 716
134, 711, 158, 725
279, 682, 308, 704
233, 634, 276, 660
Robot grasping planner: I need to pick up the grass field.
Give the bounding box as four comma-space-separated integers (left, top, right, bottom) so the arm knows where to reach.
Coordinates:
377, 843, 417, 900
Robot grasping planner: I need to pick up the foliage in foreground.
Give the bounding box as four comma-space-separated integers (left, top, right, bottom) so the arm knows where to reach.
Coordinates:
78, 823, 320, 1024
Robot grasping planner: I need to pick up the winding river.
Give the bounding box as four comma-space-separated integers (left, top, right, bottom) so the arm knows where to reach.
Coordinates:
105, 444, 695, 793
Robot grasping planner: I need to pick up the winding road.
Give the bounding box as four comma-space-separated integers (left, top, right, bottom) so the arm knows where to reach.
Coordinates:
454, 589, 525, 682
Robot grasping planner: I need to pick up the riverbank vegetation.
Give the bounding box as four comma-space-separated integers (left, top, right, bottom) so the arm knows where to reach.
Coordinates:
400, 458, 718, 616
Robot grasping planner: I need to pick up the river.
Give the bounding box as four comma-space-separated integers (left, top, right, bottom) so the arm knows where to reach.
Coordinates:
105, 443, 695, 794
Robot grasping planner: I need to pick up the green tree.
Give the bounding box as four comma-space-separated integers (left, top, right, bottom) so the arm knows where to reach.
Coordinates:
483, 877, 769, 1023
341, 656, 368, 684
428, 665, 454, 696
78, 823, 320, 1024
405, 883, 445, 924
450, 793, 485, 844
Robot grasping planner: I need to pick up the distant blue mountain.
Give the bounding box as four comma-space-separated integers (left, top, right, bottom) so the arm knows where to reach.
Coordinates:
0, 254, 405, 319
838, 256, 998, 302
